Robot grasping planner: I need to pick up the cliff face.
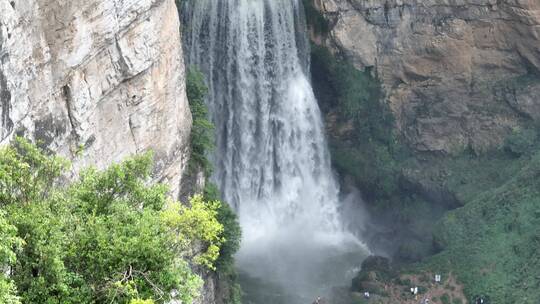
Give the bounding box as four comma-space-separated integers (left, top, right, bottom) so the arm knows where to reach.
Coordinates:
317, 0, 540, 154
0, 0, 191, 196
312, 1, 540, 301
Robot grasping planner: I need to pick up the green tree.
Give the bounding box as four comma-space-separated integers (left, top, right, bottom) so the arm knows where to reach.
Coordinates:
0, 210, 23, 304
203, 183, 242, 304
204, 184, 241, 272
0, 138, 71, 303
0, 138, 228, 304
161, 194, 224, 270
0, 137, 68, 206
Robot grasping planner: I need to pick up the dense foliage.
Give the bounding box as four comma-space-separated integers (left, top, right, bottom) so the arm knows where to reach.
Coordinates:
310, 44, 408, 205
0, 138, 228, 304
0, 210, 23, 304
186, 67, 214, 175
305, 2, 540, 301
203, 183, 241, 273
427, 151, 540, 303
186, 64, 243, 304
310, 38, 540, 301
203, 183, 242, 304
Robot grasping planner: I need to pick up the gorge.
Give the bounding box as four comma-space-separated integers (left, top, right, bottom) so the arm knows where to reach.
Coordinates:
0, 0, 539, 303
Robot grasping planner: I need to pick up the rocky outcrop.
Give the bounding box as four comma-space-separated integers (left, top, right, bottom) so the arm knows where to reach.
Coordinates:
0, 0, 191, 196
317, 0, 540, 154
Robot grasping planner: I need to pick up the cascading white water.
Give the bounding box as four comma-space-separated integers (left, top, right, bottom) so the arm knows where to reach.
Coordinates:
184, 0, 368, 301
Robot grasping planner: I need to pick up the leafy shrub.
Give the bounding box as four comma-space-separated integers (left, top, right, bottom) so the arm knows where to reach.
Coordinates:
0, 209, 23, 304
0, 137, 68, 206
0, 279, 20, 304
428, 152, 540, 303
203, 183, 241, 272
186, 67, 214, 175
203, 183, 242, 304
161, 195, 224, 269
186, 67, 242, 304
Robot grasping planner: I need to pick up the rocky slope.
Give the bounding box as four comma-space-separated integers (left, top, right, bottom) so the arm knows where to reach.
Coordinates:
309, 0, 540, 302
316, 0, 540, 154
0, 0, 191, 197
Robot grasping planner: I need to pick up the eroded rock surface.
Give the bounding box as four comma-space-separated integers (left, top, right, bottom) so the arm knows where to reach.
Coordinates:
317, 0, 540, 153
0, 0, 191, 196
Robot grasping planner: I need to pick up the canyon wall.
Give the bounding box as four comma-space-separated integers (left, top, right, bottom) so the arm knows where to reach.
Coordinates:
317, 0, 540, 154
0, 0, 191, 196
312, 2, 540, 301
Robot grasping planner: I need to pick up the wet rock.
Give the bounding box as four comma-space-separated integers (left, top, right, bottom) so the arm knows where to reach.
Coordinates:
352, 255, 397, 292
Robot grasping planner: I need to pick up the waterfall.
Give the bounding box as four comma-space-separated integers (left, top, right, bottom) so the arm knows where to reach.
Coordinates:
184, 0, 367, 301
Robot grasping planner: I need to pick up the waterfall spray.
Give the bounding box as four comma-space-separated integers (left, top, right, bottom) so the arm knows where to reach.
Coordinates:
184, 0, 369, 301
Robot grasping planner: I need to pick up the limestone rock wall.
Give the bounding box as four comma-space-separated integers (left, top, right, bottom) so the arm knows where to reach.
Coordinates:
0, 0, 192, 196
317, 0, 540, 153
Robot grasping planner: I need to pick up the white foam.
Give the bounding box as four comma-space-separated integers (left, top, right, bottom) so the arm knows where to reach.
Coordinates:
185, 0, 370, 300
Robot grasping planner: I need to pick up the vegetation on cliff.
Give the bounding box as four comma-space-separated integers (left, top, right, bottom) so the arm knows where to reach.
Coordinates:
428, 150, 540, 303
187, 67, 214, 176
306, 3, 540, 300
310, 44, 438, 258
310, 44, 405, 204
302, 0, 329, 35
0, 138, 229, 304
313, 54, 540, 302
313, 50, 540, 302
203, 183, 243, 304
186, 66, 243, 304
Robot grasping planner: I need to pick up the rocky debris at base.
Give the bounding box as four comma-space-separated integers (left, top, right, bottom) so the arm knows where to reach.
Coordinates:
346, 256, 467, 304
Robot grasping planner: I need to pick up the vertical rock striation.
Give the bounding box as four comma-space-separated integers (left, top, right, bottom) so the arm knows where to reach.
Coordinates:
0, 0, 191, 196
317, 0, 540, 153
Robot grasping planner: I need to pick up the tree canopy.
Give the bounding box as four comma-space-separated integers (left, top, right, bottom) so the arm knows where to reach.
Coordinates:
0, 138, 228, 304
